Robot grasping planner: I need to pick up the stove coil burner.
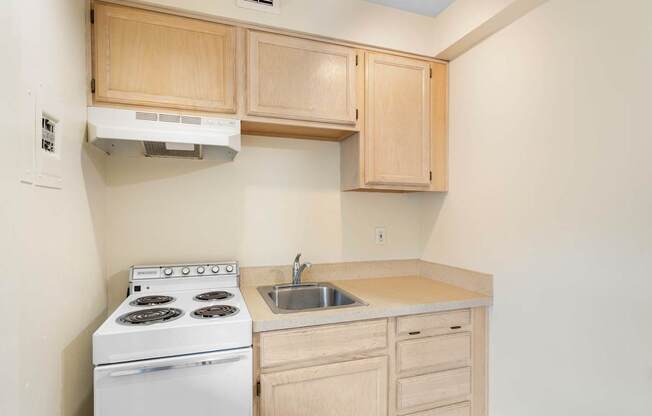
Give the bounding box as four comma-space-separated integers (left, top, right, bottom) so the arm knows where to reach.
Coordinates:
130, 295, 175, 306
192, 305, 239, 319
118, 308, 183, 325
194, 291, 234, 302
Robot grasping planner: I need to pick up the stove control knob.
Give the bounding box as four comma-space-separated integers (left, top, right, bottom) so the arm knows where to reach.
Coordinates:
225, 265, 234, 273
181, 267, 190, 275
196, 266, 205, 274
163, 268, 173, 276
211, 266, 220, 274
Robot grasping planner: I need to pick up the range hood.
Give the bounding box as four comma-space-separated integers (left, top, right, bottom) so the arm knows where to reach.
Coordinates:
87, 107, 241, 160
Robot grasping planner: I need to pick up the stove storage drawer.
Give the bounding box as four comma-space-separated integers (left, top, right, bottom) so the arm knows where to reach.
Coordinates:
94, 348, 252, 416
258, 318, 388, 368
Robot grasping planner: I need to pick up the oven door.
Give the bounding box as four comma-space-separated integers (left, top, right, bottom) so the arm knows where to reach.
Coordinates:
94, 347, 252, 416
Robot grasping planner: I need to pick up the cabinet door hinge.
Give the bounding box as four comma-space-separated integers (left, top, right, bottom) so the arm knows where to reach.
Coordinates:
355, 109, 359, 120
90, 9, 95, 24
429, 67, 432, 78
355, 55, 359, 66
256, 381, 261, 397
91, 78, 96, 94
429, 171, 432, 181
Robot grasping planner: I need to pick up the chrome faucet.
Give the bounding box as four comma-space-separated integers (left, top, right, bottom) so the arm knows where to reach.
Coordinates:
291, 253, 312, 285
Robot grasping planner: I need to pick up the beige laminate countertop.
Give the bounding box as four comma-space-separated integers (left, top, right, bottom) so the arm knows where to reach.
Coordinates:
242, 276, 492, 332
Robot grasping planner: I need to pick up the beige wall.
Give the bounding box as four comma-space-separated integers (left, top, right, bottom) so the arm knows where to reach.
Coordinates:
0, 1, 106, 416
139, 0, 438, 56
105, 136, 423, 309
419, 0, 652, 413
143, 0, 542, 58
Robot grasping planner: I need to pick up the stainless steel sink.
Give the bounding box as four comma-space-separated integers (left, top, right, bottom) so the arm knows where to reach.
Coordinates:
257, 282, 366, 314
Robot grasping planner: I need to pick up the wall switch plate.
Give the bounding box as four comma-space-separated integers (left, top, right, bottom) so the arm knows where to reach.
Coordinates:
375, 227, 386, 244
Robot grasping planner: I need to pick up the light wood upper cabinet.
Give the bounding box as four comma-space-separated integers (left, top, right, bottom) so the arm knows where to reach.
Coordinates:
92, 2, 236, 113
260, 356, 388, 416
365, 52, 431, 186
247, 31, 358, 125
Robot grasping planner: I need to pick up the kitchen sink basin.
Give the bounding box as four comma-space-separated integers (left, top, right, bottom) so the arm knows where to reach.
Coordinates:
257, 282, 366, 314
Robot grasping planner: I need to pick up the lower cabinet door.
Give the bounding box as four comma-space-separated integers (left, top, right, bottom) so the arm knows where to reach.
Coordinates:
260, 356, 388, 416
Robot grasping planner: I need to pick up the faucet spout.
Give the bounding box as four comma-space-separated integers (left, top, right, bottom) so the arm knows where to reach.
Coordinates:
291, 253, 311, 285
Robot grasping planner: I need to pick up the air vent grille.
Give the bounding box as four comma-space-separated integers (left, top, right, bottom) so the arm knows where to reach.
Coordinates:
135, 112, 203, 126
143, 142, 202, 159
237, 0, 280, 13
181, 116, 201, 125
135, 111, 158, 121
245, 0, 274, 6
158, 114, 181, 123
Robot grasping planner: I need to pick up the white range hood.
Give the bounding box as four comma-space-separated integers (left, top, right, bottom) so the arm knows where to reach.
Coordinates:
87, 107, 241, 160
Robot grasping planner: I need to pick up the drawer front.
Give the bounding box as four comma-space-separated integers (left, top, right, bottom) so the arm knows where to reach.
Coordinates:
397, 310, 470, 337
397, 367, 471, 412
406, 402, 471, 416
260, 319, 388, 368
397, 333, 471, 374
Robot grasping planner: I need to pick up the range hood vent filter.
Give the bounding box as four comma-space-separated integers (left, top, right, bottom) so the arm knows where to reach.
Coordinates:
143, 142, 201, 159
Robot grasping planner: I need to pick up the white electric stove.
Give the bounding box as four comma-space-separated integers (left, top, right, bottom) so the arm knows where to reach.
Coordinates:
93, 261, 252, 416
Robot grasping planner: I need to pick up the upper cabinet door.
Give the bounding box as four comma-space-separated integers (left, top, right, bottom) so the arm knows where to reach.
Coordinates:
247, 31, 357, 125
93, 2, 236, 113
365, 53, 431, 186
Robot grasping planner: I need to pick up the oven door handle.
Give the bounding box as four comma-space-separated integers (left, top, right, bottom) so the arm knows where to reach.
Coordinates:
109, 355, 243, 378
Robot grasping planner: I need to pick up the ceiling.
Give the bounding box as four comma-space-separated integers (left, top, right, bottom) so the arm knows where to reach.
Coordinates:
364, 0, 455, 17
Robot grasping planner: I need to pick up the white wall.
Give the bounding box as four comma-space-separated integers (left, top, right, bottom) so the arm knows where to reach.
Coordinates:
105, 137, 422, 309
0, 1, 106, 415
419, 0, 652, 414
140, 0, 438, 56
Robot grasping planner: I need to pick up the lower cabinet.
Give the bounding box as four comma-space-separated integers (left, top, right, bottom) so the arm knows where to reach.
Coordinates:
255, 309, 486, 416
260, 356, 388, 416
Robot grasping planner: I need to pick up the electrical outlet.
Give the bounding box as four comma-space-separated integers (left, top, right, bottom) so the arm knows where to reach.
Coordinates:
375, 227, 386, 245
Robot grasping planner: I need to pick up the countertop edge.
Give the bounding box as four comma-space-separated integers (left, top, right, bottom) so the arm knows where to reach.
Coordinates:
251, 297, 492, 333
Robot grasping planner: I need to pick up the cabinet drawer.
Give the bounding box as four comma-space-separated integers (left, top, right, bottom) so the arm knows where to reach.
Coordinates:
397, 310, 470, 337
259, 319, 387, 368
397, 367, 471, 412
397, 333, 471, 374
406, 402, 471, 416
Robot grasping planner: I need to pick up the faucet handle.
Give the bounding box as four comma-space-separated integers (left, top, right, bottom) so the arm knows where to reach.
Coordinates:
293, 253, 302, 264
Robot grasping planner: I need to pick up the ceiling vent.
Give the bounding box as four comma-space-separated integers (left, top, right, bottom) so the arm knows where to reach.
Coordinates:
236, 0, 280, 14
